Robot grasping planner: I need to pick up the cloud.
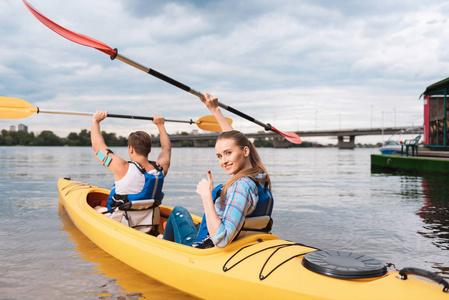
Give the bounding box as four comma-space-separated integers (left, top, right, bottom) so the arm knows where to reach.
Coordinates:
0, 0, 446, 144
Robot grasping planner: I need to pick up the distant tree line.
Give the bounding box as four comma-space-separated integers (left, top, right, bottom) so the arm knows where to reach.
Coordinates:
0, 129, 127, 146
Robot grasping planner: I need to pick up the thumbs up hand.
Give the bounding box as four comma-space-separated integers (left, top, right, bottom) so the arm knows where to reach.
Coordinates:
196, 171, 214, 198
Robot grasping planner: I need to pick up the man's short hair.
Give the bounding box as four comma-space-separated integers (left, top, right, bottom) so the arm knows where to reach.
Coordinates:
128, 131, 152, 156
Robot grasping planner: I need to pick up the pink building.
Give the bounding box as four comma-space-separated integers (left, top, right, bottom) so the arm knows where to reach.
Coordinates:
421, 77, 449, 149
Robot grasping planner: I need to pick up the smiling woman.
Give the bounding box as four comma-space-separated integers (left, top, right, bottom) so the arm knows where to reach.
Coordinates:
215, 132, 253, 175
161, 93, 274, 250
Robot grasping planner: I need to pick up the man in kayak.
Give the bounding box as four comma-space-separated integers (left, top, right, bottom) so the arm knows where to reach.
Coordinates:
163, 94, 273, 248
90, 111, 171, 219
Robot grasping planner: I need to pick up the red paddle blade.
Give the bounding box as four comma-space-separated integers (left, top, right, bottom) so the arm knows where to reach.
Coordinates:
270, 126, 302, 144
22, 0, 116, 57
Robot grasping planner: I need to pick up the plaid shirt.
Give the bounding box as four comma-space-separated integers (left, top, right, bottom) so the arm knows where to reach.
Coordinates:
211, 177, 258, 248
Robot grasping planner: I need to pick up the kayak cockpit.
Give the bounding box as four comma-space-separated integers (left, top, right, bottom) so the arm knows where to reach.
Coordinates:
86, 191, 108, 208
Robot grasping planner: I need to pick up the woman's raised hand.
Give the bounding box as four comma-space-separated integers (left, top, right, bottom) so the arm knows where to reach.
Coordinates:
200, 93, 219, 111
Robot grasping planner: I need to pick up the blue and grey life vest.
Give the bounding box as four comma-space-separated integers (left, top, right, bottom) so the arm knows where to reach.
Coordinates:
107, 161, 164, 210
196, 177, 273, 243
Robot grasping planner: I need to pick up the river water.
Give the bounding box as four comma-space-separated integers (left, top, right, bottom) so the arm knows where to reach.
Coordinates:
0, 146, 448, 299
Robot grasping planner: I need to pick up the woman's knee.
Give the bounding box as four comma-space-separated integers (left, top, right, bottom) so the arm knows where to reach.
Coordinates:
163, 206, 192, 241
172, 206, 190, 216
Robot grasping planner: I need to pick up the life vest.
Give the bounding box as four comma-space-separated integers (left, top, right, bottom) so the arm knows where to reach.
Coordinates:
196, 177, 273, 244
107, 161, 164, 210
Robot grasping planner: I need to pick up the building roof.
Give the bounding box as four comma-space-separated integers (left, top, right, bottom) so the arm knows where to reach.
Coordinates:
421, 76, 449, 97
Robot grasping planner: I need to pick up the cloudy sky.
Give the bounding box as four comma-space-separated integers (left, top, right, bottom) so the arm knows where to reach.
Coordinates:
1, 0, 448, 143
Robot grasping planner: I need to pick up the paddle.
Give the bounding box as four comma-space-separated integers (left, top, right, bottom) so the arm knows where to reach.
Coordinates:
0, 96, 230, 133
22, 0, 302, 144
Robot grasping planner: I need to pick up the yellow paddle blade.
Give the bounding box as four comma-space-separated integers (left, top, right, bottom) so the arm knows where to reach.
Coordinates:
0, 97, 38, 119
195, 115, 233, 132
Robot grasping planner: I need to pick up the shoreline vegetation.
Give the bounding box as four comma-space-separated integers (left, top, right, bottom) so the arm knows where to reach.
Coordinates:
0, 129, 126, 147
0, 129, 379, 148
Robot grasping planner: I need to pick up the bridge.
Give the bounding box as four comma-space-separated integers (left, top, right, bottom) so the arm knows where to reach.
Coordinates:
152, 126, 423, 149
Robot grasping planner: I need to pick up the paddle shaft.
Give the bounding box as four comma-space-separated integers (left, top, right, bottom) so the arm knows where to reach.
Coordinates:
108, 113, 193, 124
37, 109, 193, 124
113, 52, 272, 131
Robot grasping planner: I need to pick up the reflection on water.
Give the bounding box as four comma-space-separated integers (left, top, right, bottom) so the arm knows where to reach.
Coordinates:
418, 176, 449, 250
370, 169, 449, 277
417, 176, 449, 275
58, 207, 198, 300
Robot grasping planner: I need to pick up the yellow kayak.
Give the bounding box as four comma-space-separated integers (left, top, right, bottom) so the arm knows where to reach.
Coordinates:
58, 178, 448, 299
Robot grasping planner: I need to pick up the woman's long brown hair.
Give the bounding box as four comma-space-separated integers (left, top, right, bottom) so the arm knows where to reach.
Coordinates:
217, 130, 271, 203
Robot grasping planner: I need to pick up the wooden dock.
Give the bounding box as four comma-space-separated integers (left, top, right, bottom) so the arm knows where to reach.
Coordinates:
418, 150, 449, 158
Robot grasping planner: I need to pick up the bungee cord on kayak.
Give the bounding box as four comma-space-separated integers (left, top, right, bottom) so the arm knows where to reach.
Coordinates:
223, 241, 320, 280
